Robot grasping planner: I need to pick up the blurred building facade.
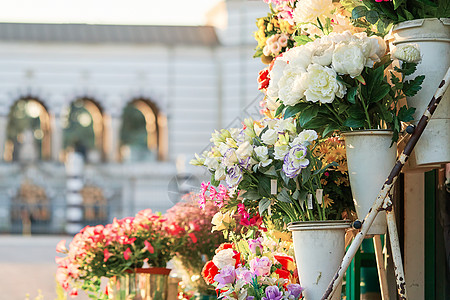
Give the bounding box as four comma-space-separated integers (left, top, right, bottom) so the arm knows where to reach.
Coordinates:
0, 0, 267, 234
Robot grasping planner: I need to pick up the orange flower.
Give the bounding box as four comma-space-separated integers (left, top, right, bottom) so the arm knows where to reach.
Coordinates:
321, 194, 334, 209
201, 261, 219, 284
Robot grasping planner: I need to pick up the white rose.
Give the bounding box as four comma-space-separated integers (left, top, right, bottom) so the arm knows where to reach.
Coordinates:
215, 165, 226, 181
332, 42, 365, 77
393, 44, 421, 63
254, 146, 272, 167
222, 148, 238, 167
274, 144, 289, 160
261, 129, 278, 145
213, 249, 237, 269
236, 141, 253, 160
293, 0, 333, 24
292, 129, 319, 145
274, 118, 296, 133
304, 64, 346, 103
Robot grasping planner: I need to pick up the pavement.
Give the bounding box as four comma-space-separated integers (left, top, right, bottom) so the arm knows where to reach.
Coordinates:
0, 235, 90, 300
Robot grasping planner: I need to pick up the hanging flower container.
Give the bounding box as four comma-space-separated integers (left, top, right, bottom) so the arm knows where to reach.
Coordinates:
342, 130, 397, 235
390, 18, 450, 167
108, 267, 171, 300
288, 221, 351, 300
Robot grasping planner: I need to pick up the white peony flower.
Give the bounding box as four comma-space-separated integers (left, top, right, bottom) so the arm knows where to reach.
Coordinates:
278, 69, 307, 106
309, 39, 335, 66
293, 0, 334, 24
304, 63, 345, 103
332, 42, 366, 77
292, 129, 319, 145
267, 59, 288, 100
285, 46, 313, 70
393, 44, 421, 63
261, 129, 278, 145
235, 141, 253, 160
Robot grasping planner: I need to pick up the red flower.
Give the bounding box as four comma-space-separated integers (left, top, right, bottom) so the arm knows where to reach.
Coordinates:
189, 233, 198, 244
274, 255, 294, 270
257, 68, 270, 90
275, 268, 291, 280
103, 249, 112, 262
201, 261, 219, 284
215, 243, 234, 254
70, 288, 78, 297
144, 240, 154, 254
124, 248, 132, 260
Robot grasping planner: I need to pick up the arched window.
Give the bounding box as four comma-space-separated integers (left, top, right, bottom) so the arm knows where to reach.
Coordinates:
120, 99, 167, 162
4, 97, 51, 162
62, 98, 104, 163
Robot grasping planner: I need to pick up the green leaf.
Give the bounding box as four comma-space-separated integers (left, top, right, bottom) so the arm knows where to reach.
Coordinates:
393, 0, 407, 10
257, 175, 272, 198
299, 105, 319, 127
275, 103, 285, 117
259, 198, 271, 215
211, 174, 220, 186
398, 105, 416, 122
284, 103, 309, 119
347, 87, 358, 104
322, 122, 339, 137
241, 189, 261, 201
301, 168, 311, 184
348, 105, 365, 119
368, 83, 390, 103
343, 117, 365, 128
365, 10, 379, 24
403, 75, 425, 97
352, 6, 368, 19
277, 189, 292, 203
263, 166, 278, 177
355, 74, 366, 85
294, 35, 313, 45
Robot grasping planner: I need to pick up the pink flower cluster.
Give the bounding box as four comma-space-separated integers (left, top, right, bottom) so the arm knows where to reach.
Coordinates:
55, 209, 186, 297
199, 182, 230, 209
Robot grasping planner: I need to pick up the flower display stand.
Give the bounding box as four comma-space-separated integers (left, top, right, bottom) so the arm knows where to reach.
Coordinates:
321, 68, 450, 300
108, 268, 171, 300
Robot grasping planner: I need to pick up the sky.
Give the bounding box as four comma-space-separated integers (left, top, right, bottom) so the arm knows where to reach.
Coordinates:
0, 0, 224, 25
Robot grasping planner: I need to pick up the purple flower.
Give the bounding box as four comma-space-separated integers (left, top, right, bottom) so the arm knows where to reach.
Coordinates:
249, 256, 272, 276
262, 286, 283, 300
286, 284, 304, 299
236, 266, 255, 284
225, 165, 243, 188
213, 265, 236, 289
246, 297, 255, 300
282, 144, 309, 178
247, 238, 263, 254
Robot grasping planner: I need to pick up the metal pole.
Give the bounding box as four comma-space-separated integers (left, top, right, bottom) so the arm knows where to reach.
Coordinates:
321, 67, 450, 300
373, 235, 389, 300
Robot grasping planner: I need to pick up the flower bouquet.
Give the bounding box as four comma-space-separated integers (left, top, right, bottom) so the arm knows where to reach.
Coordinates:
201, 235, 303, 300
165, 194, 227, 296
191, 117, 354, 227
56, 209, 187, 299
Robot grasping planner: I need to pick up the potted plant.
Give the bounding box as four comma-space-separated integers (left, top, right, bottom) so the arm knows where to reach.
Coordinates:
351, 0, 450, 166
56, 209, 187, 300
165, 194, 227, 299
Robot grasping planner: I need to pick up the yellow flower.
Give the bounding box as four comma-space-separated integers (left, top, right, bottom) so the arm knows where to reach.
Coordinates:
267, 23, 274, 32
323, 153, 337, 164
334, 145, 346, 160
334, 176, 350, 186
257, 18, 265, 27
211, 211, 234, 232
314, 143, 330, 158
336, 161, 348, 174
321, 194, 334, 209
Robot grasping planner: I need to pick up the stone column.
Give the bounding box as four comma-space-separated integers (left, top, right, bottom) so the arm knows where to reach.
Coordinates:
51, 113, 63, 162
65, 152, 84, 234
104, 112, 122, 163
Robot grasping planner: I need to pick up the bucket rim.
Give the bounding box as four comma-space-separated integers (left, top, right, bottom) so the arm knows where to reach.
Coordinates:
287, 220, 352, 231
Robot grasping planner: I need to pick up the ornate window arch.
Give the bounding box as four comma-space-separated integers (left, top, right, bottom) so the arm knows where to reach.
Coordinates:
4, 97, 51, 162
119, 98, 167, 162
62, 97, 105, 163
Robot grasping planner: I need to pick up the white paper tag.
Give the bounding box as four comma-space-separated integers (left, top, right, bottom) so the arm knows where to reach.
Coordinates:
316, 189, 323, 205
307, 193, 313, 210
268, 203, 272, 216
270, 179, 277, 195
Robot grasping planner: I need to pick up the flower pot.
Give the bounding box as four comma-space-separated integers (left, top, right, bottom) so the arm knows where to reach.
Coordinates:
390, 18, 450, 167
288, 221, 351, 300
342, 130, 397, 235
108, 267, 171, 300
